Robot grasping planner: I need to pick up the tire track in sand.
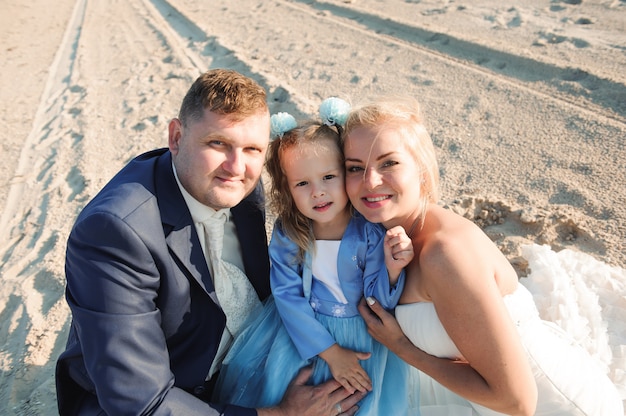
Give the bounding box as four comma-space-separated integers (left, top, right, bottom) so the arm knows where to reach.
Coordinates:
0, 0, 213, 412
0, 0, 87, 412
288, 0, 626, 125
0, 0, 313, 411
163, 0, 626, 267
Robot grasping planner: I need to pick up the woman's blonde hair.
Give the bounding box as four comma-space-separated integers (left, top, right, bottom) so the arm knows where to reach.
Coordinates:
343, 96, 439, 225
266, 121, 344, 259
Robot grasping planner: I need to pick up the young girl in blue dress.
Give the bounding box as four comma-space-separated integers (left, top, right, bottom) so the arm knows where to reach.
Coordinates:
213, 99, 413, 415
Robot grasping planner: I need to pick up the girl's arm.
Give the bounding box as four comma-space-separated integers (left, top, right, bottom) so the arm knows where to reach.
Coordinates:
269, 226, 334, 360
271, 225, 372, 394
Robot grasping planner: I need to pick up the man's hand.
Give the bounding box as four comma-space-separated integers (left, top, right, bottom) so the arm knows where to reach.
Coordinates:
258, 366, 366, 416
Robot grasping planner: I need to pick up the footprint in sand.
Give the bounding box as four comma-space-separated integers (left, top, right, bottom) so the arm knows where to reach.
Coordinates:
444, 196, 607, 275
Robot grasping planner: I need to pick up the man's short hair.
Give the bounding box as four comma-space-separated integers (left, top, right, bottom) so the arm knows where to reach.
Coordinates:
178, 69, 268, 127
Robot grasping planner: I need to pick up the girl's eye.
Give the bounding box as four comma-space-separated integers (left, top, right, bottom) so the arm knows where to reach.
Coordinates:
323, 174, 335, 180
295, 181, 308, 187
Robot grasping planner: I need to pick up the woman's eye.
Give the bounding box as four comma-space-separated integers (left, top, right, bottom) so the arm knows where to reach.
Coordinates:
382, 160, 399, 168
346, 165, 363, 173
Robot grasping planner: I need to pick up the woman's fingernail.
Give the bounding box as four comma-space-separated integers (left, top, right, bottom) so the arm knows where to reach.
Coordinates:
366, 297, 376, 305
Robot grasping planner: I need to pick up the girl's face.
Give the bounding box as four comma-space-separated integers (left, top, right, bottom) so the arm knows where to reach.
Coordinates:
343, 126, 422, 229
281, 140, 349, 230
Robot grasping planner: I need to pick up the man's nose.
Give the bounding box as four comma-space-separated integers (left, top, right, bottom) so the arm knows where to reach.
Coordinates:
223, 150, 245, 175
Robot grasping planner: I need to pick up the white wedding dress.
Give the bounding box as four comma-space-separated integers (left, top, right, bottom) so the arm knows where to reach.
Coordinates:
396, 244, 625, 416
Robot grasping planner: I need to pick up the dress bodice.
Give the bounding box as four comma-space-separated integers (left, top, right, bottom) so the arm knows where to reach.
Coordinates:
396, 300, 462, 360
395, 283, 539, 360
395, 278, 624, 416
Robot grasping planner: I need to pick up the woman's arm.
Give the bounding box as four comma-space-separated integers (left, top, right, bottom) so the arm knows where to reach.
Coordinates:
360, 218, 537, 416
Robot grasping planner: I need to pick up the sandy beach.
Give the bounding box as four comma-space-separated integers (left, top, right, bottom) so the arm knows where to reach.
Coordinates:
0, 0, 625, 414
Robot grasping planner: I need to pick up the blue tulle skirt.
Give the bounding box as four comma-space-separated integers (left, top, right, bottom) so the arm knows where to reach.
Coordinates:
213, 296, 409, 415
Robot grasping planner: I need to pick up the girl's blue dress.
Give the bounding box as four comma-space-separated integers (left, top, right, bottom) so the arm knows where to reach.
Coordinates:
213, 213, 410, 415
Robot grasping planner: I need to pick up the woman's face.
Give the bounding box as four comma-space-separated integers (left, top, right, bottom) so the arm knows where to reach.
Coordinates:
343, 126, 422, 229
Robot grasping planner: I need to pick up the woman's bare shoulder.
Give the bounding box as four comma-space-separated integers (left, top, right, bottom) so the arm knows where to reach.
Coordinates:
420, 206, 486, 255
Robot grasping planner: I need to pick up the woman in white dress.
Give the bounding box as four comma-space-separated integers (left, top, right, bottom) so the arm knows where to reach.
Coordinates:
342, 96, 624, 415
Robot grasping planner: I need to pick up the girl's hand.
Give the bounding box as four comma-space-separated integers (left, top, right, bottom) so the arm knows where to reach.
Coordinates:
319, 344, 372, 394
384, 226, 414, 283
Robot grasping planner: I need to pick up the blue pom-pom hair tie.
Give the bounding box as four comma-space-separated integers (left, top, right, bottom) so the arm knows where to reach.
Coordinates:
270, 98, 349, 140
270, 112, 298, 140
319, 97, 350, 129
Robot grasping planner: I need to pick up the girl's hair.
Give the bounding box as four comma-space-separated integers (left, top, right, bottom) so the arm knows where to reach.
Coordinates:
343, 96, 439, 226
266, 121, 344, 259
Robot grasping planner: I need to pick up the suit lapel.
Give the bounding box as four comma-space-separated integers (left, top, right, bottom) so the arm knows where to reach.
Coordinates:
154, 151, 219, 304
154, 150, 270, 303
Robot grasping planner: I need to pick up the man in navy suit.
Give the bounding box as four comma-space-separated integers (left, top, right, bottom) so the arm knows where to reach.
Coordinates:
55, 69, 363, 416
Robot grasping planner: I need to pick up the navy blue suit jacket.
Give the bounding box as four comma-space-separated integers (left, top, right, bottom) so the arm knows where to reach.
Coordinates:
56, 149, 270, 415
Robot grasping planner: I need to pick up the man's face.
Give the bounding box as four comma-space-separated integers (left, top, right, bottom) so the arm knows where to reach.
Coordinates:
169, 109, 270, 209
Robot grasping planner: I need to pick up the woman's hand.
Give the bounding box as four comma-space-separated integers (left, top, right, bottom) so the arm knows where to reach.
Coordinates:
358, 297, 409, 351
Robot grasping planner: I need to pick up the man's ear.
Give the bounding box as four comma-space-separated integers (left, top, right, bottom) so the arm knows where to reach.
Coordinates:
168, 118, 183, 154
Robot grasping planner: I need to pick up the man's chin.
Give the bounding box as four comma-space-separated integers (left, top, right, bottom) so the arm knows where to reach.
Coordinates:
208, 190, 249, 209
